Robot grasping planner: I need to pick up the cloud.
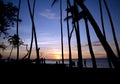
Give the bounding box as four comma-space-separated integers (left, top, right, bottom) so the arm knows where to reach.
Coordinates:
92, 41, 102, 47
38, 40, 59, 45
82, 41, 102, 47
39, 9, 59, 19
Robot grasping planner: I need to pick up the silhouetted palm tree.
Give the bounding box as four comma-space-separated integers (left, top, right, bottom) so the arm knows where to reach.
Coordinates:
84, 17, 97, 68
66, 0, 98, 68
99, 0, 112, 68
28, 0, 36, 59
16, 0, 21, 61
103, 0, 120, 59
27, 0, 40, 64
66, 0, 72, 67
8, 34, 23, 60
52, 0, 64, 64
66, 0, 83, 68
21, 44, 29, 60
75, 0, 120, 69
99, 0, 106, 38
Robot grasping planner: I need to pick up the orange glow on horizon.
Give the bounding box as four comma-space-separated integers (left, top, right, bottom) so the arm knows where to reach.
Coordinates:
56, 54, 61, 60
1, 46, 107, 60
53, 51, 62, 60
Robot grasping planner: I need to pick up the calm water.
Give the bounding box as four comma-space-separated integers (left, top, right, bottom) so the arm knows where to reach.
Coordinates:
45, 58, 113, 68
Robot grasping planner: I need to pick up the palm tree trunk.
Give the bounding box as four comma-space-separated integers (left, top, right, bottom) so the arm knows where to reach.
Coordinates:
28, 26, 34, 59
99, 0, 106, 38
66, 0, 72, 67
75, 0, 120, 69
28, 0, 36, 59
76, 21, 83, 68
72, 22, 83, 68
99, 0, 112, 68
16, 0, 21, 61
27, 0, 39, 64
84, 17, 97, 68
60, 0, 64, 64
8, 46, 14, 61
67, 0, 83, 68
103, 0, 120, 59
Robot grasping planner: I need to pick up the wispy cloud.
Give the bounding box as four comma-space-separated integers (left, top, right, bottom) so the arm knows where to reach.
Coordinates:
39, 9, 59, 19
92, 41, 102, 46
82, 41, 102, 47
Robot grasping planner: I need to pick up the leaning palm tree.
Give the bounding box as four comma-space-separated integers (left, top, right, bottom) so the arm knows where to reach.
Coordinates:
99, 0, 112, 68
21, 44, 29, 60
16, 0, 21, 61
52, 0, 64, 64
27, 0, 40, 64
103, 0, 120, 59
75, 0, 120, 69
84, 17, 97, 68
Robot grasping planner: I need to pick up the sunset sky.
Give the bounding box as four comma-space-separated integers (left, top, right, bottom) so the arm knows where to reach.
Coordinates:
0, 0, 120, 60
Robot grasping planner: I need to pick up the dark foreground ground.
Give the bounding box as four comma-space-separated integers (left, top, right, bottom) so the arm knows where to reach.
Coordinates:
0, 63, 119, 83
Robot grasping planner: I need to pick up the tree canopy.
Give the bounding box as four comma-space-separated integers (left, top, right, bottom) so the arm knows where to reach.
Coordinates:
0, 0, 21, 37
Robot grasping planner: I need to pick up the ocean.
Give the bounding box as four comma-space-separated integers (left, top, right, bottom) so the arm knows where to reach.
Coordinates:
45, 58, 113, 68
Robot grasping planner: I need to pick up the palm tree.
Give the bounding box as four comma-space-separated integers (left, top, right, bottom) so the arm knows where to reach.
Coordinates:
66, 0, 72, 67
27, 0, 40, 64
99, 0, 112, 68
75, 0, 120, 69
103, 0, 120, 59
52, 0, 64, 64
21, 44, 29, 60
8, 34, 23, 61
84, 17, 97, 68
66, 0, 83, 68
16, 0, 21, 61
66, 1, 97, 68
28, 0, 36, 59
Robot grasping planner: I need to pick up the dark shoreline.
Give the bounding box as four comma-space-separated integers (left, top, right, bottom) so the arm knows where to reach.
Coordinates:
0, 63, 119, 82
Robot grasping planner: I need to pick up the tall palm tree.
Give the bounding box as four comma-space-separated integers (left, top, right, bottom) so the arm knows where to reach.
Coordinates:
52, 0, 64, 64
84, 17, 97, 68
28, 0, 36, 59
103, 0, 120, 59
66, 0, 83, 68
75, 0, 120, 69
99, 0, 106, 38
16, 0, 21, 61
66, 0, 72, 67
99, 0, 112, 68
27, 0, 40, 64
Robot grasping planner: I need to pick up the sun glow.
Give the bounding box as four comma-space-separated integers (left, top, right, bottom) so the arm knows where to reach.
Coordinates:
53, 50, 62, 60
56, 54, 61, 60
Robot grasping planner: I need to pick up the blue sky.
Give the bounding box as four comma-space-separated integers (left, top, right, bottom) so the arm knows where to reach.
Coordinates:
1, 0, 120, 59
